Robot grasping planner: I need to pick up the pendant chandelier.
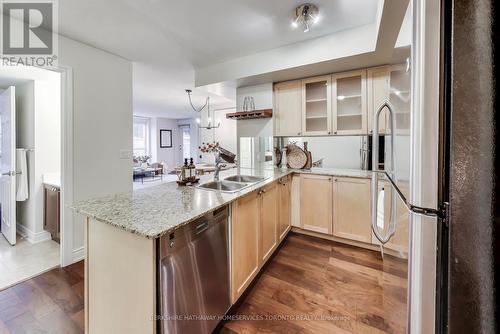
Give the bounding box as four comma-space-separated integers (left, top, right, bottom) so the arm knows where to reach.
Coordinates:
185, 89, 220, 129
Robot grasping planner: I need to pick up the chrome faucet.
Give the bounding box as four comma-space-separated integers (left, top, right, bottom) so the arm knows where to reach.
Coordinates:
214, 151, 223, 182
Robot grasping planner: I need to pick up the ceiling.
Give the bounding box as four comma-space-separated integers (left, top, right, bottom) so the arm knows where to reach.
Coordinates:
58, 0, 382, 118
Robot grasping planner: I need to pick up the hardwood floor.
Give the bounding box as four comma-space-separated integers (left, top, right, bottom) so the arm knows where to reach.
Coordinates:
221, 233, 408, 334
0, 262, 84, 334
0, 233, 407, 334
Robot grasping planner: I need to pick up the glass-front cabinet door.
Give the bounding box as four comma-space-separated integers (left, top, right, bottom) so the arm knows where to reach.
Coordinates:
367, 64, 411, 136
301, 76, 332, 135
389, 64, 411, 135
332, 70, 367, 135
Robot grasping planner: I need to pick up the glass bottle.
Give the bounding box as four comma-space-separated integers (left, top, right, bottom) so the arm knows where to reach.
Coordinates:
182, 158, 189, 181
189, 158, 195, 179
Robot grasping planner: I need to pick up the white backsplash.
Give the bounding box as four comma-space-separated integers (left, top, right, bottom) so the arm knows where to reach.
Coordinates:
281, 136, 363, 170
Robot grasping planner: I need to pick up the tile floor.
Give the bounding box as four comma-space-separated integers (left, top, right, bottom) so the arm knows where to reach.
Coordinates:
0, 235, 60, 291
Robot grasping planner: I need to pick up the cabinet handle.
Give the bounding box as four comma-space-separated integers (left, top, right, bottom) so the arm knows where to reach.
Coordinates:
334, 131, 337, 135
328, 131, 331, 135
297, 132, 301, 135
334, 178, 338, 182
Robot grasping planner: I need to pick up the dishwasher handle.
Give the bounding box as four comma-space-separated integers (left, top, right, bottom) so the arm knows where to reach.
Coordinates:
195, 222, 209, 235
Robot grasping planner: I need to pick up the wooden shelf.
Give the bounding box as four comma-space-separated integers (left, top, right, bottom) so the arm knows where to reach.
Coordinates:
226, 109, 273, 120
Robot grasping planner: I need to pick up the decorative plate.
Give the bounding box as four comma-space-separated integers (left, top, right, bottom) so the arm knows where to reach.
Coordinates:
275, 147, 282, 166
286, 144, 307, 169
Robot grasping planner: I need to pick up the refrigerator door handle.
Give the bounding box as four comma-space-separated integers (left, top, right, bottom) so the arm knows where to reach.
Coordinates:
371, 101, 398, 244
383, 172, 448, 219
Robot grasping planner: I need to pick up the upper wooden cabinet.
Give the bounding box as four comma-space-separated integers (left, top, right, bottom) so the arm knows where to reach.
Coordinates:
300, 174, 333, 234
388, 64, 411, 135
367, 65, 411, 135
273, 65, 408, 137
332, 177, 372, 243
332, 70, 367, 135
274, 80, 302, 136
367, 66, 390, 135
301, 76, 332, 135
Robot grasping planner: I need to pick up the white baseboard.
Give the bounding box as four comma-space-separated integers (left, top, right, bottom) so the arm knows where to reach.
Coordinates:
16, 223, 52, 244
72, 246, 85, 263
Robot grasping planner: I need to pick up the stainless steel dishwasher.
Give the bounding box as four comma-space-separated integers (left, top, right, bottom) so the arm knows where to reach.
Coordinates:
158, 206, 230, 334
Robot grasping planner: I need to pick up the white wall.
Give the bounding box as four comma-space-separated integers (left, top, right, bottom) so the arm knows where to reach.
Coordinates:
155, 118, 179, 169
235, 83, 274, 164
195, 109, 237, 164
214, 110, 237, 155
236, 83, 273, 137
59, 36, 133, 262
15, 82, 37, 240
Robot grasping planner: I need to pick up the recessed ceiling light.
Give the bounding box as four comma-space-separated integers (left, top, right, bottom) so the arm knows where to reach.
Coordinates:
291, 3, 320, 33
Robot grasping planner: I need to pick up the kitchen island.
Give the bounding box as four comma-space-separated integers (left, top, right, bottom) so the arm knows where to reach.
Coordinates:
73, 166, 372, 334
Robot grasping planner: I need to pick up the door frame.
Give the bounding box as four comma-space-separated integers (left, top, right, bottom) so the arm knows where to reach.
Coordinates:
51, 65, 75, 267
0, 87, 17, 245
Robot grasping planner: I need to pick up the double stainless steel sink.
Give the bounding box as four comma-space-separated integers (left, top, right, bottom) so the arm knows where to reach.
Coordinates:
196, 175, 268, 193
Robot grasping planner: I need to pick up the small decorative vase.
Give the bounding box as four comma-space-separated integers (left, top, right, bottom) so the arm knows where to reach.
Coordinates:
281, 148, 288, 169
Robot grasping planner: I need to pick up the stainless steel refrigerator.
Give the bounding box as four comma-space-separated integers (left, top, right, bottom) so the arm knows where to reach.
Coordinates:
369, 1, 446, 332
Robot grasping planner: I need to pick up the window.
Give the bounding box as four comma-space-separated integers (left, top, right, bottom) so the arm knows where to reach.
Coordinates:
133, 117, 150, 156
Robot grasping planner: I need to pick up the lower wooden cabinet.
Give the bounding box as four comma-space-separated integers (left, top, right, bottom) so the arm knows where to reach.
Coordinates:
300, 174, 333, 234
278, 175, 292, 241
373, 180, 409, 253
332, 177, 372, 243
231, 191, 260, 302
231, 181, 280, 302
260, 182, 279, 264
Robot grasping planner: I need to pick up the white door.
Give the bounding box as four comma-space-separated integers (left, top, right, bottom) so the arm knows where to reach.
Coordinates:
178, 125, 190, 166
0, 87, 16, 245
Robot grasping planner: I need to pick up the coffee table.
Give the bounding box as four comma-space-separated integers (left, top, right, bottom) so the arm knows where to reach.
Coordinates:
133, 167, 163, 184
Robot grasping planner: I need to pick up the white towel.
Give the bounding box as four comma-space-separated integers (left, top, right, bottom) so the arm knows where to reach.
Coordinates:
16, 149, 29, 201
376, 189, 385, 229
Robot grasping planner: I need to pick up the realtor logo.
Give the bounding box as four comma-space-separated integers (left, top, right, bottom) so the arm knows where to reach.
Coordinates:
0, 0, 58, 66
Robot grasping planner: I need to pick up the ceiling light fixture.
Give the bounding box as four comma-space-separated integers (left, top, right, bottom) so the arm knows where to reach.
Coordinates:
185, 89, 220, 130
291, 3, 320, 33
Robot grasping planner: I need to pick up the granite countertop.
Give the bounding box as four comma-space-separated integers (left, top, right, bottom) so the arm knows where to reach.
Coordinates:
72, 167, 372, 239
